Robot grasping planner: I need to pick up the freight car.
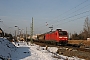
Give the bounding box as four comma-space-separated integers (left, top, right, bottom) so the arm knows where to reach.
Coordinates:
37, 29, 68, 45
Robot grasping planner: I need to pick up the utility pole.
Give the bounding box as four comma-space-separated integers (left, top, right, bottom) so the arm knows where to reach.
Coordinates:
26, 27, 27, 42
30, 17, 33, 43
15, 30, 16, 44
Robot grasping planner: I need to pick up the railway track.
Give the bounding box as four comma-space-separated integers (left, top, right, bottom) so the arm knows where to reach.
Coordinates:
33, 40, 90, 59
33, 40, 90, 53
34, 42, 90, 60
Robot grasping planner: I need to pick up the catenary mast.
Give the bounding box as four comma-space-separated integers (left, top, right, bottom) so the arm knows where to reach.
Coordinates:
30, 17, 33, 43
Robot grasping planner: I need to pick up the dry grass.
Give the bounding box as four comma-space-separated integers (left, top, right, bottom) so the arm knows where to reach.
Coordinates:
68, 40, 90, 46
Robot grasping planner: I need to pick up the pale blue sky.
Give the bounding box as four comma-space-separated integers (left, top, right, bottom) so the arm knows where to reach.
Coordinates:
0, 0, 90, 35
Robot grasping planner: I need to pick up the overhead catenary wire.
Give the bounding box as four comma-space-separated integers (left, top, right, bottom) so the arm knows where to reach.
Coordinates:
35, 0, 89, 33
38, 9, 90, 33
40, 14, 90, 34
37, 0, 88, 26
57, 14, 90, 26
49, 3, 90, 26
51, 0, 89, 22
54, 10, 90, 25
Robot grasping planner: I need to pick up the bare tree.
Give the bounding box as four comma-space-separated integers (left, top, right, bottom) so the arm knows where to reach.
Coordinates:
83, 17, 90, 38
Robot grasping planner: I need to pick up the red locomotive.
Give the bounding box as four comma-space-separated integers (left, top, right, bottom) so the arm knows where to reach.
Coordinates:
37, 29, 68, 45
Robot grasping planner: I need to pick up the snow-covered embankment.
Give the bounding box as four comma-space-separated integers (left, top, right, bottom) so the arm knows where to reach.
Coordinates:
0, 38, 16, 60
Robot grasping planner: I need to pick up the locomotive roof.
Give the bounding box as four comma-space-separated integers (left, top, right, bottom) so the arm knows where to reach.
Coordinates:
45, 31, 55, 34
38, 29, 67, 35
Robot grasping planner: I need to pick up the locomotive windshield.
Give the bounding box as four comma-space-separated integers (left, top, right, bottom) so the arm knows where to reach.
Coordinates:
59, 31, 67, 36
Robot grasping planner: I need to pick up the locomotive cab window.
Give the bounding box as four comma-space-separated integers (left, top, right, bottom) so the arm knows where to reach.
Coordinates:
59, 31, 67, 36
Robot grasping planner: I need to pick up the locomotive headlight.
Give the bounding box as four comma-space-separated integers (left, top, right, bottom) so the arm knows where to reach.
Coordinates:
59, 37, 62, 38
64, 37, 67, 38
59, 37, 67, 38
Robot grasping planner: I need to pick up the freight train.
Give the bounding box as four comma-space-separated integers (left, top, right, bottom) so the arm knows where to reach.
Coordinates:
36, 29, 68, 45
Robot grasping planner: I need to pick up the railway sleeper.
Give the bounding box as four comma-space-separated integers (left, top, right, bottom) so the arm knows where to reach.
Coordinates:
67, 44, 81, 48
72, 44, 80, 48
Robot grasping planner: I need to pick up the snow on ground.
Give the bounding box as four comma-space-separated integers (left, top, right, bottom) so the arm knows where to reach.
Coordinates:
0, 38, 85, 60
